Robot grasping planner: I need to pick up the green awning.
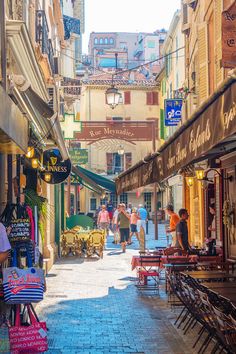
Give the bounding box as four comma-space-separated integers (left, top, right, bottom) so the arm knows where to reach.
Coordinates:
74, 165, 116, 193
72, 166, 104, 195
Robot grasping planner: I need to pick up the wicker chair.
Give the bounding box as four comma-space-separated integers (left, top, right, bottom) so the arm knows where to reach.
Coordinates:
60, 230, 77, 256
86, 230, 105, 258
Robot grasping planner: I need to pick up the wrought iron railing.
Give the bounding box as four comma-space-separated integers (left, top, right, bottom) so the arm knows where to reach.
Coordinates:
35, 10, 55, 74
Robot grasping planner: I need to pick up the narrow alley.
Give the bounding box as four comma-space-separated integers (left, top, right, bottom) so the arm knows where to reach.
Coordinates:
37, 227, 205, 354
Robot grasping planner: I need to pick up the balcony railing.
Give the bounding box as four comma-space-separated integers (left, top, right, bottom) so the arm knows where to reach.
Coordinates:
36, 10, 55, 75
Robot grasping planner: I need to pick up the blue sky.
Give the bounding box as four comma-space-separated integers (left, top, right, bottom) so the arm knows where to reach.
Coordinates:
82, 0, 181, 53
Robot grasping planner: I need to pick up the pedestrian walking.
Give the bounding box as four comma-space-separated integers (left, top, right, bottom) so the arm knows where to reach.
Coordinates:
112, 204, 121, 244
176, 208, 191, 253
128, 208, 140, 244
165, 204, 180, 246
137, 204, 147, 235
126, 203, 132, 214
97, 205, 110, 235
117, 203, 130, 253
107, 200, 114, 229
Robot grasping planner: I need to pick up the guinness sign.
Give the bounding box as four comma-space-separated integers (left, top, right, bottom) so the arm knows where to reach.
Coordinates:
40, 148, 71, 184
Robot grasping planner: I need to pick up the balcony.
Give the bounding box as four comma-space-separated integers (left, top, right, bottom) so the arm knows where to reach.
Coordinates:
133, 44, 143, 58
36, 10, 55, 75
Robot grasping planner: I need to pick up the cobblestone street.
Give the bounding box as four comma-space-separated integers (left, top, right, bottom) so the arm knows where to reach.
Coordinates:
37, 225, 209, 354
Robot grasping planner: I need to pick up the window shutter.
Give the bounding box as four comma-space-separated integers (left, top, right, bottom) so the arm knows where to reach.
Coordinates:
125, 153, 132, 169
106, 153, 113, 174
125, 117, 131, 120
214, 0, 223, 86
160, 109, 165, 140
152, 92, 159, 105
106, 116, 112, 121
198, 23, 209, 104
124, 91, 131, 104
146, 92, 152, 105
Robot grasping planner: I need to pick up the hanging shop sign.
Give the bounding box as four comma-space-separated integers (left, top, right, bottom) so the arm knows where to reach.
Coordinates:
160, 80, 236, 179
68, 148, 88, 165
40, 148, 71, 184
74, 121, 156, 143
222, 1, 236, 68
164, 99, 183, 126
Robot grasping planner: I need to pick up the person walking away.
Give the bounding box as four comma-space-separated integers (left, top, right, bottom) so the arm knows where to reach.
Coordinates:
107, 200, 114, 229
129, 208, 140, 244
207, 204, 216, 255
137, 204, 147, 235
97, 205, 109, 235
126, 203, 132, 214
117, 204, 130, 253
165, 204, 180, 246
112, 204, 120, 244
176, 209, 192, 253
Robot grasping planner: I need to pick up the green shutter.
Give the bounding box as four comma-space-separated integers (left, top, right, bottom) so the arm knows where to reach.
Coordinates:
160, 109, 165, 139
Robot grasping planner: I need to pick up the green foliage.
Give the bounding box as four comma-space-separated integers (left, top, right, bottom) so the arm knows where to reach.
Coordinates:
25, 188, 54, 242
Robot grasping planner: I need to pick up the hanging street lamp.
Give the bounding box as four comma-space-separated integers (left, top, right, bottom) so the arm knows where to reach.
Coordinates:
105, 86, 122, 109
117, 145, 125, 155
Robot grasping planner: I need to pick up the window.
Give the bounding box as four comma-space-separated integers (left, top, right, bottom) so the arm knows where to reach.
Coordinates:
104, 37, 108, 44
106, 152, 124, 175
119, 193, 128, 206
110, 193, 118, 208
144, 192, 152, 212
99, 38, 103, 44
94, 38, 98, 45
124, 91, 131, 104
146, 91, 159, 105
147, 40, 155, 48
112, 116, 123, 121
109, 38, 114, 44
150, 53, 156, 61
90, 198, 97, 211
120, 42, 127, 49
100, 198, 107, 206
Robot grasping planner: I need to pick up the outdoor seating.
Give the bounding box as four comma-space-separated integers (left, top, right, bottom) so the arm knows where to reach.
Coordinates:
60, 230, 77, 256
135, 255, 161, 293
86, 230, 105, 258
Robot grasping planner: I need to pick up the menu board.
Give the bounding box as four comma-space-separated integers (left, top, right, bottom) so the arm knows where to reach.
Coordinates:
8, 219, 31, 242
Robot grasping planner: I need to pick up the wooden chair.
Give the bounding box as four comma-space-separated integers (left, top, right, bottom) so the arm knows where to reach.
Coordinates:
86, 230, 105, 258
60, 230, 77, 256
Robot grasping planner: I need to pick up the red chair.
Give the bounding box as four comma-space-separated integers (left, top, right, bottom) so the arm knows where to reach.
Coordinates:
136, 255, 161, 293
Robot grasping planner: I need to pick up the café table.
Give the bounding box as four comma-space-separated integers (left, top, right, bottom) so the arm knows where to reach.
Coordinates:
131, 254, 162, 271
202, 281, 236, 289
182, 271, 236, 281
210, 288, 236, 306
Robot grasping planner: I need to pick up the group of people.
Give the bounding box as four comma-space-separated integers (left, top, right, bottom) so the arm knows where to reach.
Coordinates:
165, 203, 216, 255
97, 202, 148, 253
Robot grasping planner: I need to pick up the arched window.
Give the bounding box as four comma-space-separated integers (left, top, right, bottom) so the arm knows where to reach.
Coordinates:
104, 37, 108, 44
99, 38, 103, 44
94, 37, 98, 45
109, 38, 114, 44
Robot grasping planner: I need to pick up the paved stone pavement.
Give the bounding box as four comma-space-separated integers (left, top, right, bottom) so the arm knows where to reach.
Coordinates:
37, 223, 212, 354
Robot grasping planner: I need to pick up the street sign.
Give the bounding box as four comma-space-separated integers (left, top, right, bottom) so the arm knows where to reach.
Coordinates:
164, 99, 183, 126
69, 148, 88, 165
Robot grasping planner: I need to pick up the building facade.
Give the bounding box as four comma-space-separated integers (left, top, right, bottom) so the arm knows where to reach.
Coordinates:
88, 31, 166, 76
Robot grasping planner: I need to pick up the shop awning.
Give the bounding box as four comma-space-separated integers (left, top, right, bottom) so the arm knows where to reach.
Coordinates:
0, 86, 28, 154
72, 166, 104, 195
11, 76, 69, 161
116, 70, 236, 194
75, 165, 116, 193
